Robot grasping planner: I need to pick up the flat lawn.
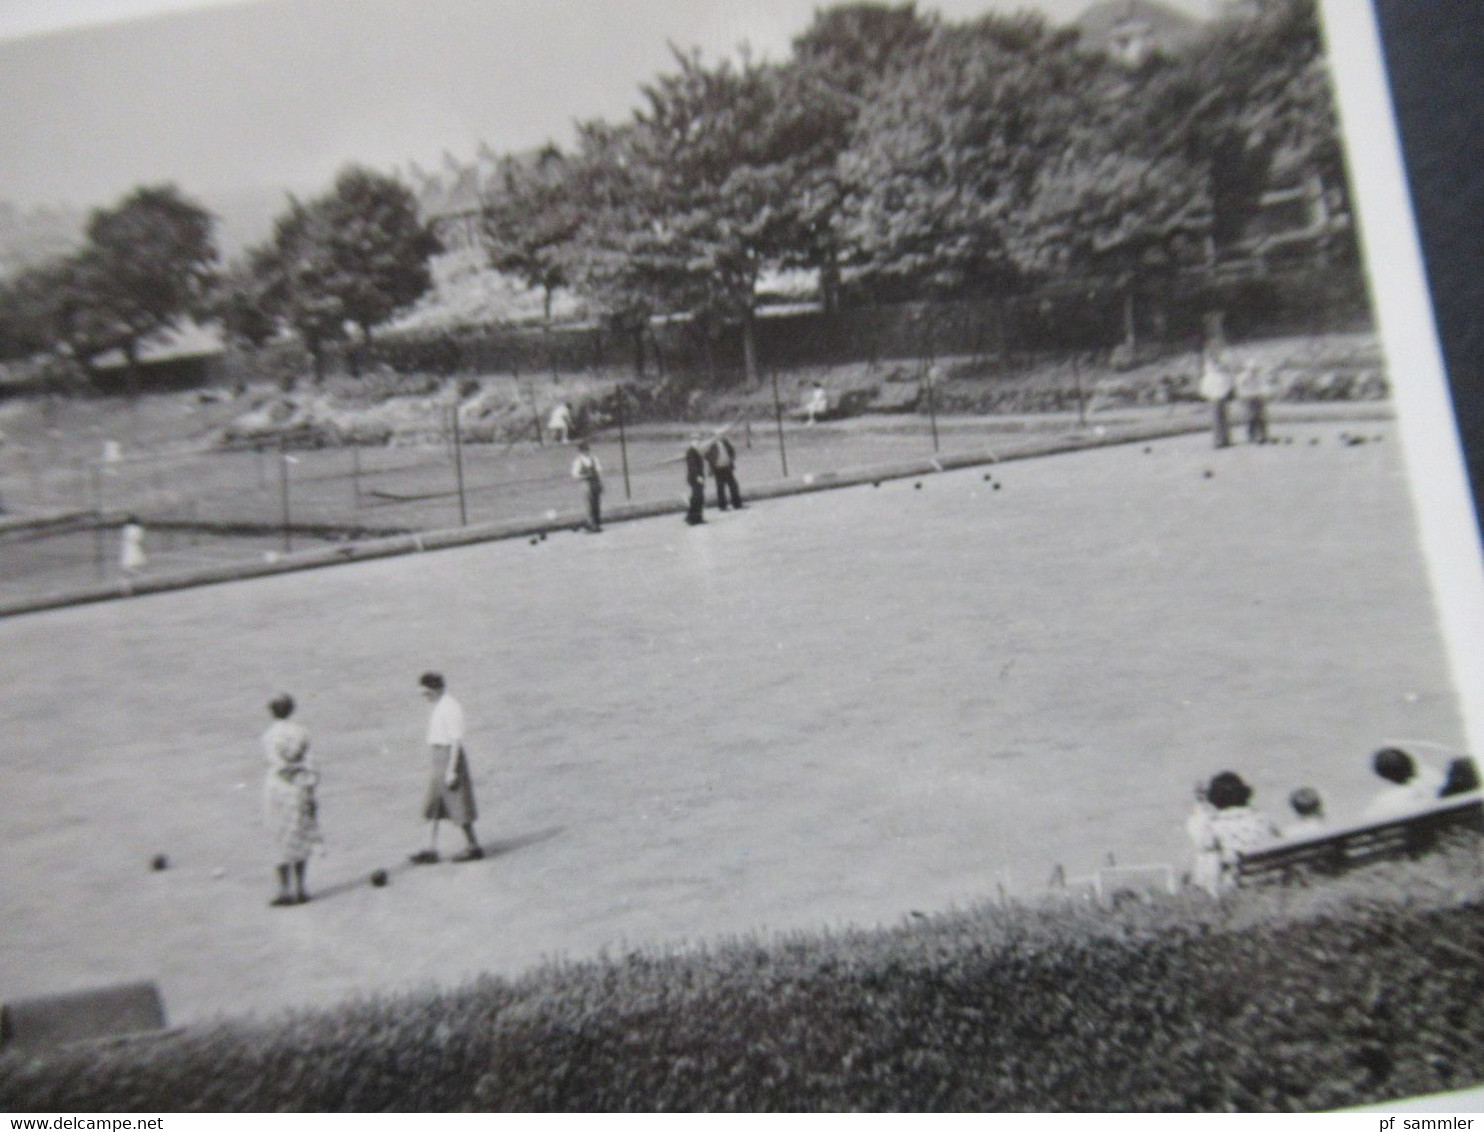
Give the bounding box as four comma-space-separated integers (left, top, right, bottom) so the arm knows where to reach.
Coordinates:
0, 419, 1463, 1027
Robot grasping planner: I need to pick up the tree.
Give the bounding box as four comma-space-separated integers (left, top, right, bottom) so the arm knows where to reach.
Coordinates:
569, 48, 838, 385
785, 4, 934, 310
316, 167, 442, 349
253, 199, 348, 382
0, 261, 70, 362
210, 257, 279, 351
837, 15, 1088, 300
481, 144, 582, 324
242, 167, 442, 380
74, 185, 217, 381
561, 119, 683, 378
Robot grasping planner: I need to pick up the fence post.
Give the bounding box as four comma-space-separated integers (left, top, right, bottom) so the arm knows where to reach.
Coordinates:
352, 445, 362, 510
770, 368, 789, 478
526, 382, 544, 448
924, 364, 940, 454
90, 463, 105, 581
1074, 353, 1088, 430
616, 385, 632, 500
451, 405, 468, 527
278, 436, 292, 555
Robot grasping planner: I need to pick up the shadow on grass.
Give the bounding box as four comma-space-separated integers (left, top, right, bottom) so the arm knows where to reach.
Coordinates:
306, 825, 566, 903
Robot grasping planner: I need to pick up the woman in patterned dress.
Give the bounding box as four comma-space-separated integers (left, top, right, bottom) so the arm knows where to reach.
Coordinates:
262, 693, 322, 906
1186, 771, 1281, 895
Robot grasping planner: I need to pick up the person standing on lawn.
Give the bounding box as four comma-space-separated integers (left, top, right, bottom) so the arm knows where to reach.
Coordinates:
410, 671, 483, 864
1236, 358, 1271, 445
1199, 346, 1236, 449
684, 434, 707, 526
571, 439, 603, 532
705, 431, 744, 512
261, 693, 322, 906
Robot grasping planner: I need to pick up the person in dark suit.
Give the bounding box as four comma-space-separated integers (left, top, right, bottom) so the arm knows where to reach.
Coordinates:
705, 432, 744, 512
684, 434, 707, 525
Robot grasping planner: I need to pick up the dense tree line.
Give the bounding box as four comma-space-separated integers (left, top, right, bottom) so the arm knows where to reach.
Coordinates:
0, 0, 1341, 385
478, 0, 1344, 380
0, 169, 439, 384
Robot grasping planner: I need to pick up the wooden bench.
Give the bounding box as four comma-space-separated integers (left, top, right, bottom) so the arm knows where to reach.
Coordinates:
1234, 792, 1484, 888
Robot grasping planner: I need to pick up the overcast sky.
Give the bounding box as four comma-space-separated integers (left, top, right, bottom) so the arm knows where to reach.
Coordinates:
0, 0, 1214, 216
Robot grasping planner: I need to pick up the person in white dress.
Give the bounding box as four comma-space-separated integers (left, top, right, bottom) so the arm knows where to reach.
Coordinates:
1186, 771, 1281, 895
120, 515, 147, 577
548, 402, 574, 444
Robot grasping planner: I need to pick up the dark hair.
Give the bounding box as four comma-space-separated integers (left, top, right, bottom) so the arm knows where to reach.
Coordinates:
419, 671, 445, 692
1373, 747, 1415, 785
1289, 787, 1322, 817
269, 693, 295, 719
1206, 771, 1253, 810
1442, 756, 1481, 797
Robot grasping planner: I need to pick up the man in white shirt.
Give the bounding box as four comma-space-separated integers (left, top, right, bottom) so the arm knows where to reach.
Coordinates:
1199, 347, 1235, 449
571, 440, 603, 532
410, 671, 483, 864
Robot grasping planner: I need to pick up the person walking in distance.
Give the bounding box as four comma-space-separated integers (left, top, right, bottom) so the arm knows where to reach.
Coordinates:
410, 671, 483, 864
684, 434, 707, 526
1237, 359, 1270, 445
548, 401, 574, 444
705, 431, 743, 512
571, 439, 603, 532
120, 514, 147, 578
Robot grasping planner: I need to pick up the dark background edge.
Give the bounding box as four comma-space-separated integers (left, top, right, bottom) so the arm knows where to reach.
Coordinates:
1375, 0, 1484, 543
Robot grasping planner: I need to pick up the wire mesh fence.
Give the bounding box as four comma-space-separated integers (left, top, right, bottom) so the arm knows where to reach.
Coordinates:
1, 397, 1160, 607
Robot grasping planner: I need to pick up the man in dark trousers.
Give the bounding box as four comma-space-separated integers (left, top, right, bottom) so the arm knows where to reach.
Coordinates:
705, 431, 744, 512
684, 433, 707, 525
571, 439, 603, 532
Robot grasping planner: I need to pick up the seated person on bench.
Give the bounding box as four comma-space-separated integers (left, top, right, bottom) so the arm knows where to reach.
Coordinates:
1186, 771, 1282, 894
1285, 786, 1329, 835
1363, 747, 1447, 822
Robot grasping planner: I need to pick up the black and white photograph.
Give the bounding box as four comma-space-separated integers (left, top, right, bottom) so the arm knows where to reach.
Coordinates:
0, 0, 1482, 1114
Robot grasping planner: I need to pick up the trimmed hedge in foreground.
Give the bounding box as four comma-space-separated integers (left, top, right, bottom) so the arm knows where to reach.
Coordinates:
4, 853, 1484, 1112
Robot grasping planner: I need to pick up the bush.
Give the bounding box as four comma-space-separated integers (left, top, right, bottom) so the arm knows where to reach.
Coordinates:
4, 845, 1484, 1113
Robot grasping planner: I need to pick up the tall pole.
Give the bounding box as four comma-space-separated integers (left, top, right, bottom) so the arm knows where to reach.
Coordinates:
90, 463, 105, 581
616, 385, 632, 500
451, 405, 468, 526
1073, 353, 1087, 430
526, 382, 544, 448
770, 367, 789, 478
925, 365, 940, 454
352, 444, 362, 510
279, 436, 292, 555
